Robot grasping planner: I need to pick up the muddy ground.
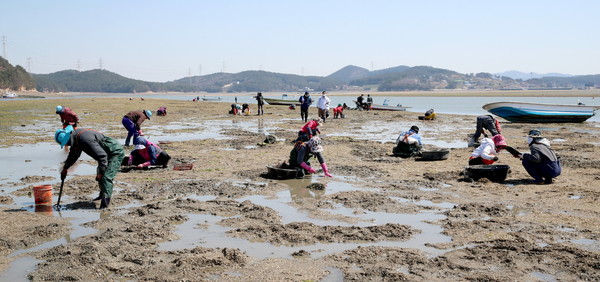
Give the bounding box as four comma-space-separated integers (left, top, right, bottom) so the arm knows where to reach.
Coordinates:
1, 95, 599, 281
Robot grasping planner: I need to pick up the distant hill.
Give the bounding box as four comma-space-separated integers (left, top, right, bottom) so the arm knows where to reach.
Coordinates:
26, 63, 600, 93
0, 56, 35, 91
495, 70, 572, 80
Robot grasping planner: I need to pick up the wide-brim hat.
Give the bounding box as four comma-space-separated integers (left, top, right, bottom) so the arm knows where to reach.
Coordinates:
527, 129, 543, 138
144, 110, 152, 119
54, 125, 73, 148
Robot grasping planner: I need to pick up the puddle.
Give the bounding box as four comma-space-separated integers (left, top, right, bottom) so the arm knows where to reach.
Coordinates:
418, 187, 440, 192
530, 271, 558, 282
569, 195, 582, 199
569, 238, 600, 251
159, 181, 453, 259
0, 256, 42, 282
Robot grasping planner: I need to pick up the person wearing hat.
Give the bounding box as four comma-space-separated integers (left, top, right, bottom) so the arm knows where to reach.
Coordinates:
296, 118, 322, 142
468, 134, 507, 165
333, 104, 345, 119
288, 136, 331, 177
299, 92, 313, 122
423, 109, 436, 120
517, 130, 561, 184
393, 125, 423, 158
471, 115, 502, 144
126, 136, 171, 168
55, 126, 125, 208
122, 110, 152, 147
55, 105, 79, 128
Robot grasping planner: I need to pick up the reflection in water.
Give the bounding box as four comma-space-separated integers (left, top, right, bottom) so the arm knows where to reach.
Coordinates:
257, 118, 264, 134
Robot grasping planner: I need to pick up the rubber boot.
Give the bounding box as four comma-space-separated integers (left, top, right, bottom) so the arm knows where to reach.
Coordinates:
100, 197, 111, 209
321, 163, 332, 177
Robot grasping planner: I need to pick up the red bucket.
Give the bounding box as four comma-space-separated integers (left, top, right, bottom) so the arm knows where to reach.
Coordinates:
33, 185, 53, 205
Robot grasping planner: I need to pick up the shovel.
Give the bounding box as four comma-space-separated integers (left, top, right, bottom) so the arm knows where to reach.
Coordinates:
53, 177, 65, 210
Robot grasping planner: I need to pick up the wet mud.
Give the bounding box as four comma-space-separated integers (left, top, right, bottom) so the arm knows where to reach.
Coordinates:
0, 97, 599, 281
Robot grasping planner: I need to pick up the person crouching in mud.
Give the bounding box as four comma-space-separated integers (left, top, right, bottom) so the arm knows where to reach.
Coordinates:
125, 136, 171, 168
288, 136, 331, 177
468, 134, 507, 165
55, 126, 124, 209
296, 118, 322, 142
393, 125, 422, 158
517, 130, 561, 184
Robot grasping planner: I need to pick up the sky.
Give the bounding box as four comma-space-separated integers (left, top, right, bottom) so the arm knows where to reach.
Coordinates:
2, 0, 600, 82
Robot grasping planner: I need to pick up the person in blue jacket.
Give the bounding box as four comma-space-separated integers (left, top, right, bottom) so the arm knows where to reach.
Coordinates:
299, 92, 313, 122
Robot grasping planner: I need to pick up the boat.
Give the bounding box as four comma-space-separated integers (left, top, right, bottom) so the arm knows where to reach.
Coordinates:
263, 94, 300, 106
2, 92, 17, 98
370, 103, 409, 111
482, 101, 599, 123
201, 96, 221, 101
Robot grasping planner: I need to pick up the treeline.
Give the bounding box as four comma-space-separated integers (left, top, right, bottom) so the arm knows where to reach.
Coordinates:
0, 56, 35, 90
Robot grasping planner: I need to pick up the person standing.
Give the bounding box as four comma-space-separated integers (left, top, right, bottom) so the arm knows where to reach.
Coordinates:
317, 91, 331, 123
356, 94, 365, 109
122, 110, 152, 147
299, 91, 313, 122
366, 94, 373, 110
255, 92, 264, 115
55, 125, 125, 208
517, 130, 561, 184
56, 105, 79, 128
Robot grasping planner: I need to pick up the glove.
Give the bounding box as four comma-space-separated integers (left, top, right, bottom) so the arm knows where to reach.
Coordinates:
138, 130, 144, 136
137, 161, 151, 168
321, 163, 332, 177
493, 156, 499, 161
95, 174, 103, 181
60, 169, 68, 180
300, 162, 316, 174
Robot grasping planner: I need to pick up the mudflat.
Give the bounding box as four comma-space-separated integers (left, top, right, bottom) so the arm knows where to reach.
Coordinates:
1, 96, 599, 281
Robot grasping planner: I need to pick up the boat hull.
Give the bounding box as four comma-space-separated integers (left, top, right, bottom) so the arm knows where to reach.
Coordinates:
263, 98, 300, 106
370, 104, 408, 111
483, 102, 597, 123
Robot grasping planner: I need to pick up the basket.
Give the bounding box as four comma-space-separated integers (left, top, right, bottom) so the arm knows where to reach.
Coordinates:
418, 150, 450, 161
173, 163, 194, 171
266, 165, 302, 179
465, 165, 510, 183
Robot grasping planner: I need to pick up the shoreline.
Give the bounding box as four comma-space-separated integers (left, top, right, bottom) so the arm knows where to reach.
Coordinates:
10, 89, 600, 99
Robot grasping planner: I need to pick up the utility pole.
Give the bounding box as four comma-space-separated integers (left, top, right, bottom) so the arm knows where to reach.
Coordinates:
77, 60, 81, 71
26, 57, 32, 72
2, 36, 6, 59
98, 58, 103, 70
222, 61, 226, 73
198, 64, 202, 76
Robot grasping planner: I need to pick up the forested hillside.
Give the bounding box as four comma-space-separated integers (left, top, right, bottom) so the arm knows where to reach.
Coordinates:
0, 56, 35, 91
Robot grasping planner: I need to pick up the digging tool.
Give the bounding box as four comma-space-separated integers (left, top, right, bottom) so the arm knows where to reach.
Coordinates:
53, 177, 65, 210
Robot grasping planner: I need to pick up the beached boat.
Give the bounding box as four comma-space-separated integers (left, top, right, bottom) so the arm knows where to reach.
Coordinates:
370, 103, 409, 111
263, 94, 300, 106
201, 96, 221, 101
482, 101, 598, 123
2, 92, 17, 98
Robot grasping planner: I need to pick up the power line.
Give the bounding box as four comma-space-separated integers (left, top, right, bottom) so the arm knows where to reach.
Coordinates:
2, 36, 6, 59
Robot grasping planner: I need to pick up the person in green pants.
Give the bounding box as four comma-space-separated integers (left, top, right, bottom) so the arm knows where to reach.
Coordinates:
55, 125, 125, 208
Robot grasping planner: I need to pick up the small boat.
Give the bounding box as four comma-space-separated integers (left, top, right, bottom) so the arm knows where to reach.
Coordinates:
2, 92, 17, 98
201, 96, 222, 101
370, 103, 409, 111
482, 101, 599, 123
263, 94, 300, 106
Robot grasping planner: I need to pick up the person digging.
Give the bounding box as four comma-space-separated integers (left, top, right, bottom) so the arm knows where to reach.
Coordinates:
55, 125, 125, 209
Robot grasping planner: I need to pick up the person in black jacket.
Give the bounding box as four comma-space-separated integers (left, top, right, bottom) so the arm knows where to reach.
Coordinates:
517, 129, 561, 184
55, 126, 125, 208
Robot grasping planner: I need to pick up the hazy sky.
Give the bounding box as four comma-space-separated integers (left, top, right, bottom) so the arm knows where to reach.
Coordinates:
2, 0, 599, 82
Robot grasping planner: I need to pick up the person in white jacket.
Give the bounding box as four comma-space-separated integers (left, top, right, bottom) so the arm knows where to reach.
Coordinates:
469, 134, 507, 165
317, 91, 331, 123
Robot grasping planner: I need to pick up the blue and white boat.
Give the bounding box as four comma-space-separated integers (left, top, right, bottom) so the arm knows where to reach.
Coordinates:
482, 101, 599, 123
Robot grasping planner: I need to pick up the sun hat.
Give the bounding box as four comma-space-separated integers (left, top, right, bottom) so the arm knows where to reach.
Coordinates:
144, 110, 152, 119
55, 105, 63, 114
134, 144, 146, 150
54, 125, 74, 148
492, 134, 507, 148
527, 129, 543, 138
306, 136, 324, 153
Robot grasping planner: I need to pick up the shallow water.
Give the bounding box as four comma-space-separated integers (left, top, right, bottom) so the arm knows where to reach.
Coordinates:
158, 181, 453, 259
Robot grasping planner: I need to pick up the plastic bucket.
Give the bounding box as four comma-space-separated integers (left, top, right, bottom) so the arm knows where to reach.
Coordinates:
33, 185, 53, 205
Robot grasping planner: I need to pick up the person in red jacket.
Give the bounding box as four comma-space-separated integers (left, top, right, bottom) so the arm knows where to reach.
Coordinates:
56, 105, 79, 128
295, 118, 322, 142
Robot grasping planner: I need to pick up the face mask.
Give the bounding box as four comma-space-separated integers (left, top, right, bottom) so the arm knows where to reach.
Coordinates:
527, 137, 533, 144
